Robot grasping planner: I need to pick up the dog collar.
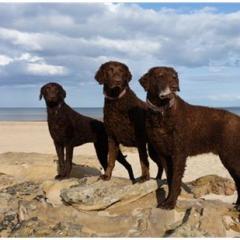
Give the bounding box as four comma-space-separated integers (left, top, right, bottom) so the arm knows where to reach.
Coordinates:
146, 97, 175, 114
104, 88, 127, 100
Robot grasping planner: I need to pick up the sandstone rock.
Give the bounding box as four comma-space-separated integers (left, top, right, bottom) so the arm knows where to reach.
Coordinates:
187, 175, 235, 198
0, 173, 17, 190
0, 210, 19, 232
0, 193, 16, 214
167, 207, 208, 237
61, 177, 162, 211
41, 178, 82, 207
199, 206, 226, 236
0, 168, 239, 237
10, 218, 54, 237
1, 181, 42, 201
169, 203, 228, 237
145, 208, 175, 237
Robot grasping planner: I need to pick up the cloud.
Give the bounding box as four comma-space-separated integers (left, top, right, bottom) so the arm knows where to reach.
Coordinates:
1, 4, 240, 67
0, 55, 13, 66
0, 27, 42, 50
26, 63, 67, 76
0, 3, 240, 107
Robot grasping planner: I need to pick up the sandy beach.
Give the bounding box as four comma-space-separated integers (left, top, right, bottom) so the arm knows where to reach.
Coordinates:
0, 121, 234, 182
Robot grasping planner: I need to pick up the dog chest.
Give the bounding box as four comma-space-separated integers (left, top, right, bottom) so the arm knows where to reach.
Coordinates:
104, 108, 137, 146
48, 115, 74, 143
146, 112, 174, 155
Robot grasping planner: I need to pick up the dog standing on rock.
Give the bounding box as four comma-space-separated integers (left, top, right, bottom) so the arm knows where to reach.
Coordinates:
40, 82, 134, 180
95, 61, 162, 182
139, 66, 240, 210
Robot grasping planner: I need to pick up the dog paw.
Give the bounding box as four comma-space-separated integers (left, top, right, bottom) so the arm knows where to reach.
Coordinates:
55, 174, 64, 180
157, 200, 176, 210
131, 178, 137, 184
138, 175, 150, 183
234, 203, 240, 211
100, 174, 111, 181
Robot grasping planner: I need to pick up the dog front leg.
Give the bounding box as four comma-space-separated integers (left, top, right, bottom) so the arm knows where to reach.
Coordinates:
64, 145, 74, 178
137, 142, 150, 182
101, 138, 119, 181
148, 143, 163, 179
54, 142, 65, 180
158, 153, 186, 209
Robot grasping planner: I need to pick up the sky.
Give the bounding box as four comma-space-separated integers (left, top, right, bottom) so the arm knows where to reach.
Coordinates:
0, 3, 240, 107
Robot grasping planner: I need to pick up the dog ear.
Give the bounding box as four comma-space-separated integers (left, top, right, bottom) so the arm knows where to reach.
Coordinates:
172, 70, 180, 92
139, 72, 150, 91
39, 86, 45, 100
59, 85, 66, 99
95, 64, 106, 85
123, 64, 132, 82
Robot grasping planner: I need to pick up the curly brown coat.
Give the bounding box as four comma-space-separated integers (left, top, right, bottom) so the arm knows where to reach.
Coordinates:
140, 66, 240, 210
95, 61, 162, 181
40, 82, 134, 181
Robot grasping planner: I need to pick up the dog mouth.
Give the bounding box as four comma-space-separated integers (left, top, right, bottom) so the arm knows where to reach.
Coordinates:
46, 98, 59, 107
106, 86, 122, 98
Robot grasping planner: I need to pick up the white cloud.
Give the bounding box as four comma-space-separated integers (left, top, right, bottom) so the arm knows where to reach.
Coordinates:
1, 4, 240, 68
0, 55, 13, 66
17, 53, 44, 63
26, 63, 67, 76
0, 27, 42, 50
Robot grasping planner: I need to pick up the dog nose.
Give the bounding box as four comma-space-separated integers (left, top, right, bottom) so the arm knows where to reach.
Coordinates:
113, 78, 122, 85
159, 93, 165, 98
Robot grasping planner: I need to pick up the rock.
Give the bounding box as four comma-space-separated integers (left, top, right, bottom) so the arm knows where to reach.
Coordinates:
50, 222, 88, 237
166, 207, 208, 237
168, 203, 228, 237
187, 175, 235, 198
10, 218, 53, 237
0, 210, 19, 237
0, 173, 17, 190
1, 181, 42, 201
61, 177, 163, 211
0, 193, 16, 214
41, 178, 82, 207
0, 166, 239, 237
199, 206, 226, 236
230, 223, 240, 233
145, 208, 175, 237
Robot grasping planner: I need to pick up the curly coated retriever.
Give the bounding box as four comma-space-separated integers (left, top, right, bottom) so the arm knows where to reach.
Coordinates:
139, 66, 240, 210
40, 82, 134, 181
95, 61, 162, 182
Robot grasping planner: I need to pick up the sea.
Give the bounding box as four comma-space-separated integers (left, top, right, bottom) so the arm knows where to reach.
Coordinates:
0, 108, 103, 121
0, 107, 240, 121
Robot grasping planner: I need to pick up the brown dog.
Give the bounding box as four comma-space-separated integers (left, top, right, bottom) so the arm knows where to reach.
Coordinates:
95, 61, 163, 181
40, 82, 134, 181
140, 66, 240, 210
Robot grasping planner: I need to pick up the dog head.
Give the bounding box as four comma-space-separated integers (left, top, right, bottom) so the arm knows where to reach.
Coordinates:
139, 67, 180, 101
95, 61, 132, 98
39, 82, 66, 106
